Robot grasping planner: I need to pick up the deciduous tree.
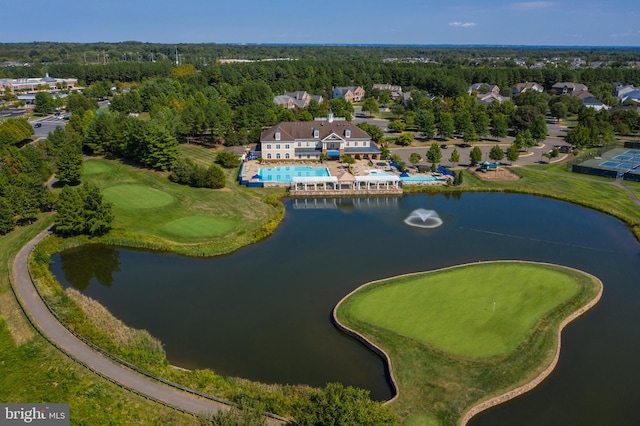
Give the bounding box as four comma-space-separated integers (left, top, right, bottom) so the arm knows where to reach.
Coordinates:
469, 146, 483, 165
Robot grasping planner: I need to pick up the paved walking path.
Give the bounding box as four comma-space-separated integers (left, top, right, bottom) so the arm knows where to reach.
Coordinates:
11, 227, 286, 425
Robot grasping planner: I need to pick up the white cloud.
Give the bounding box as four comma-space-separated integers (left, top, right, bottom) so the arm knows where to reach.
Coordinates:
509, 2, 554, 11
609, 30, 640, 38
449, 22, 477, 28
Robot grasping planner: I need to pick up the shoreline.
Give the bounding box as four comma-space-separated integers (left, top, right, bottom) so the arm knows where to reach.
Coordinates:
332, 261, 603, 424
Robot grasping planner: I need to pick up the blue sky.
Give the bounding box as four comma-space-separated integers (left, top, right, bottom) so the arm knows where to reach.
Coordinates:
3, 0, 639, 46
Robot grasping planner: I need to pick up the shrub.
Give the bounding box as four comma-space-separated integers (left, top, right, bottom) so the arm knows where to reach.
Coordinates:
216, 151, 241, 169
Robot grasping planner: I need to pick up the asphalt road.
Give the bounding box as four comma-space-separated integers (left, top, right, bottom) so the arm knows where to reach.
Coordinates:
10, 227, 287, 425
31, 116, 66, 139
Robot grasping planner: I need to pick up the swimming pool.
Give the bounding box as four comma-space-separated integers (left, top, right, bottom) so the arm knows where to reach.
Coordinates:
258, 166, 330, 182
368, 170, 394, 176
400, 175, 439, 183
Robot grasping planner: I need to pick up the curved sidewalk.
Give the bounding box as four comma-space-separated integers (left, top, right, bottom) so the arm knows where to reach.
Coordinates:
10, 227, 286, 425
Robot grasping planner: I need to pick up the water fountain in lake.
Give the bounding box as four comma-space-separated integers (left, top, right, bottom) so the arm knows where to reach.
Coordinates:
404, 209, 443, 229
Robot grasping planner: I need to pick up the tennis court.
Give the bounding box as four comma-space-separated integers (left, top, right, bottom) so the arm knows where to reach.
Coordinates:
573, 147, 640, 182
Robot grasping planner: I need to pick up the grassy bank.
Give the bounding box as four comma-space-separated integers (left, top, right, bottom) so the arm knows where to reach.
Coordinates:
335, 262, 602, 425
0, 216, 196, 425
80, 157, 286, 256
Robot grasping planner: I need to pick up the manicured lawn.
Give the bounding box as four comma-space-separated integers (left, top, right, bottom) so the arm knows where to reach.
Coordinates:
103, 184, 176, 209
344, 263, 577, 357
179, 143, 221, 165
162, 216, 235, 238
336, 261, 601, 425
80, 158, 284, 253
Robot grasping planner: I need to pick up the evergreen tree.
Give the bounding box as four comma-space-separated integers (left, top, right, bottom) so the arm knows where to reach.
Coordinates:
54, 186, 86, 236
55, 143, 83, 186
81, 182, 113, 236
204, 164, 226, 189
0, 197, 16, 235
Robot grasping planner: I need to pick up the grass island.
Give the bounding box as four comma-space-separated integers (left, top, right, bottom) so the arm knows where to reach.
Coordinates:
334, 261, 602, 426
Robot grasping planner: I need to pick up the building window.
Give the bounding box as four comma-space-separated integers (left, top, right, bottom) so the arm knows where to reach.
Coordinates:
298, 154, 302, 159
345, 128, 351, 138
285, 144, 290, 149
276, 144, 280, 150
297, 142, 302, 147
306, 142, 310, 147
276, 153, 281, 159
275, 129, 281, 141
285, 153, 290, 159
266, 144, 271, 150
306, 154, 310, 159
267, 153, 272, 159
313, 128, 319, 138
354, 141, 358, 147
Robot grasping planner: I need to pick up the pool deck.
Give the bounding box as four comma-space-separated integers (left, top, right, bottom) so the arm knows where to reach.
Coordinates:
241, 160, 450, 195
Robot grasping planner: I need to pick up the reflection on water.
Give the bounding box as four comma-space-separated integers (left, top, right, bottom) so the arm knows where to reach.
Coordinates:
51, 193, 640, 424
59, 245, 120, 291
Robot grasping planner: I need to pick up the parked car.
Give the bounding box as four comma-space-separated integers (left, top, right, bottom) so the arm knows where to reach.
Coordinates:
440, 144, 448, 149
34, 123, 42, 128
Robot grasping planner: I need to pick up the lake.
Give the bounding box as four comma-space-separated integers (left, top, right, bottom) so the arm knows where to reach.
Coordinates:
51, 193, 640, 424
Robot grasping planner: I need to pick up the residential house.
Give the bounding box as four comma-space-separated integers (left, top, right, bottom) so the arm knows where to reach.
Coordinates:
273, 91, 323, 109
256, 111, 380, 161
512, 82, 544, 94
468, 83, 500, 95
551, 82, 588, 95
476, 92, 509, 106
332, 86, 365, 102
576, 91, 608, 111
372, 83, 403, 100
622, 90, 640, 104
615, 84, 640, 104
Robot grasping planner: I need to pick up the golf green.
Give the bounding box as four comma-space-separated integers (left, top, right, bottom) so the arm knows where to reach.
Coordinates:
162, 216, 235, 239
102, 185, 175, 209
340, 262, 578, 357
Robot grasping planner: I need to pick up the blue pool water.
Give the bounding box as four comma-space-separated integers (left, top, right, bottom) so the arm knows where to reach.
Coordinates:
259, 166, 330, 182
400, 175, 439, 182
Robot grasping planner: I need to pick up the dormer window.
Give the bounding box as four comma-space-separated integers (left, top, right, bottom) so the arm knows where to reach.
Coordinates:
313, 128, 319, 138
275, 129, 281, 141
345, 128, 351, 138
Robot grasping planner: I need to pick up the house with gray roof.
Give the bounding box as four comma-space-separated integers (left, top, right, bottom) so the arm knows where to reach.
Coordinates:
372, 83, 403, 100
273, 91, 323, 109
512, 82, 544, 94
468, 83, 500, 95
256, 111, 380, 161
551, 82, 588, 95
576, 91, 608, 111
476, 92, 509, 105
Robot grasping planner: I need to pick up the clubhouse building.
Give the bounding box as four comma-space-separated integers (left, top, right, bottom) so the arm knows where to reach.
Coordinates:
255, 111, 381, 161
